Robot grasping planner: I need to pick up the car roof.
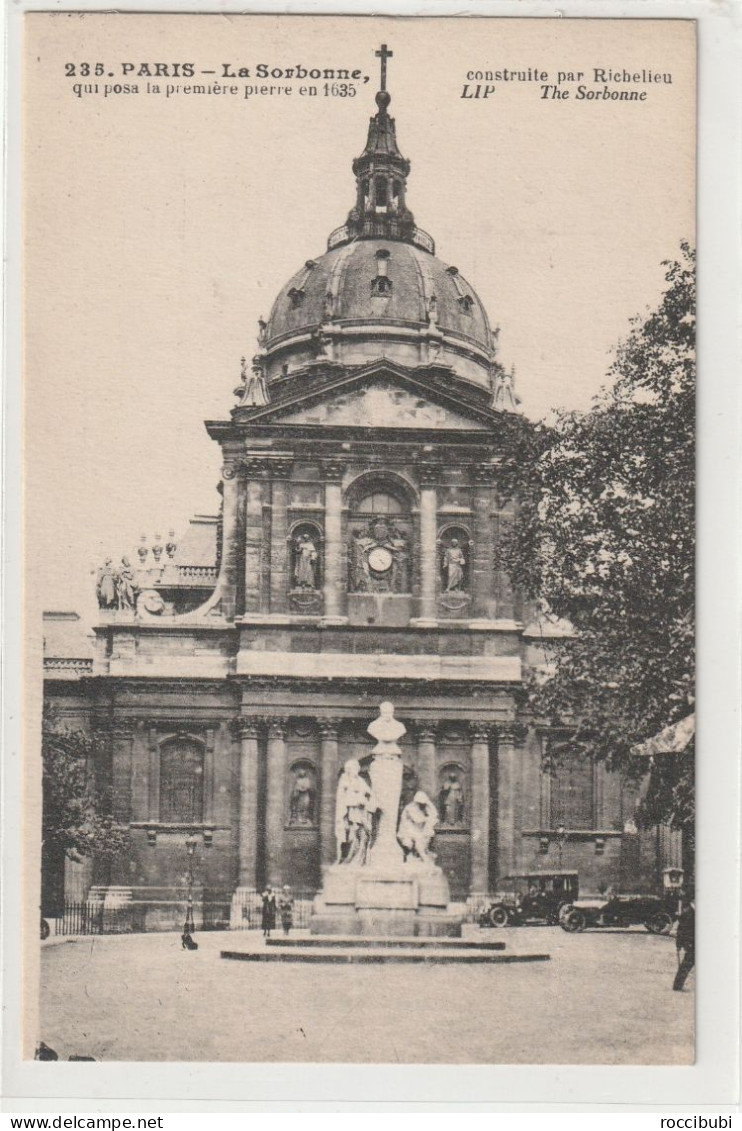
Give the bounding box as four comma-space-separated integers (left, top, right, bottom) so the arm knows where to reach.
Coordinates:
502, 871, 579, 881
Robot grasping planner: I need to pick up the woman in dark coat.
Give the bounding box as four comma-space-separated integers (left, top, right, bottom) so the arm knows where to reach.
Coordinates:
261, 887, 277, 938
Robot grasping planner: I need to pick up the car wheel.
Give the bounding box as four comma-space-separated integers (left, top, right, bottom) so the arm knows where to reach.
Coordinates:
489, 905, 510, 928
561, 909, 586, 933
40, 918, 50, 940
646, 911, 673, 934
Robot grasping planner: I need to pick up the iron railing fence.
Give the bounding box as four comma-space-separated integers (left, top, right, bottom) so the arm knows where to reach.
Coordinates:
56, 900, 146, 936
230, 888, 317, 931
55, 891, 487, 935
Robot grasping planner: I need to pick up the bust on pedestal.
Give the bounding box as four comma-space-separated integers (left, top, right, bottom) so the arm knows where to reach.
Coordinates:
310, 701, 462, 937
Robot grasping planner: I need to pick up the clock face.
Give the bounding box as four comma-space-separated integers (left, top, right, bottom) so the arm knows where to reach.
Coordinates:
368, 546, 393, 574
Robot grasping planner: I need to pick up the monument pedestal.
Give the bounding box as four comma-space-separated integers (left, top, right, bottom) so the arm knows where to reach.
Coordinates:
310, 862, 462, 938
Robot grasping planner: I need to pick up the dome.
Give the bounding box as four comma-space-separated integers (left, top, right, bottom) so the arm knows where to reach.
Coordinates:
245, 60, 502, 397
262, 239, 495, 388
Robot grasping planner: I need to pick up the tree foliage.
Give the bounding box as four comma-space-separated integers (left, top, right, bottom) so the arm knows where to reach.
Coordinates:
42, 709, 130, 863
499, 243, 695, 830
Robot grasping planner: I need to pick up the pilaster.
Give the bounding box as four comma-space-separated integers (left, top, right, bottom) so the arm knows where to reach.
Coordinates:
233, 717, 261, 888
265, 716, 288, 886
469, 723, 492, 893
321, 460, 347, 625
318, 717, 340, 867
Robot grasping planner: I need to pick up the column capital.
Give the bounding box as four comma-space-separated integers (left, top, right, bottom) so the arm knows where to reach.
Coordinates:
413, 720, 439, 741
107, 718, 137, 738
242, 455, 269, 477
470, 722, 494, 744
266, 716, 289, 740
221, 460, 244, 481
497, 723, 528, 746
232, 717, 260, 741
265, 454, 294, 479
471, 463, 498, 486
317, 717, 340, 739
321, 458, 346, 482
417, 463, 440, 488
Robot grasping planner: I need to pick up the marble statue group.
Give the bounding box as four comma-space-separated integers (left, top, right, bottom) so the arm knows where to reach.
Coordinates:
95, 557, 137, 611
334, 702, 439, 868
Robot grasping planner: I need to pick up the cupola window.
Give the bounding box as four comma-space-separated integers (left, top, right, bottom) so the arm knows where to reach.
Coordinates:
371, 248, 393, 297
446, 266, 474, 315
374, 174, 389, 211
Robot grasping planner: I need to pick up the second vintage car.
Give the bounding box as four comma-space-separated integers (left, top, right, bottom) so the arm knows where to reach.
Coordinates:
559, 891, 678, 934
480, 871, 580, 927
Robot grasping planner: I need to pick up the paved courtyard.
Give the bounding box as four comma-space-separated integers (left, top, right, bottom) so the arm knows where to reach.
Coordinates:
39, 926, 693, 1064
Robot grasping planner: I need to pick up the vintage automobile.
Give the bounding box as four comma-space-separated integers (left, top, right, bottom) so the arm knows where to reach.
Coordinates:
480, 871, 580, 927
559, 891, 678, 934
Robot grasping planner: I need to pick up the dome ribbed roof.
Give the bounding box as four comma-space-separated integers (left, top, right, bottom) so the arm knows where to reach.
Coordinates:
265, 239, 492, 355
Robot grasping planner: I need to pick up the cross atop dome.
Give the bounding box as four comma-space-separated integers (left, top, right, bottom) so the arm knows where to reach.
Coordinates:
330, 44, 434, 253
375, 43, 392, 92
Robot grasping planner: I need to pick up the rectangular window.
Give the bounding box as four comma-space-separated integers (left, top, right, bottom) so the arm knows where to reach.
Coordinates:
550, 750, 594, 830
159, 738, 204, 823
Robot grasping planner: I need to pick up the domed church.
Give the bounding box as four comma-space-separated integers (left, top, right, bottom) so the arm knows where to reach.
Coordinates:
43, 49, 681, 927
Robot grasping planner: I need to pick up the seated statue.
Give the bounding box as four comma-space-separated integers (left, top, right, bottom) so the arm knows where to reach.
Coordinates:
397, 791, 438, 866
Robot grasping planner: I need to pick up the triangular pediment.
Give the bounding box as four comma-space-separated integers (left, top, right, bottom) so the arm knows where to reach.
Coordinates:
237, 363, 498, 431
276, 380, 490, 429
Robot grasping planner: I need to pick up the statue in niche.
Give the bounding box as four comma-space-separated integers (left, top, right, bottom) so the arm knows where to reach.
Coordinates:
96, 558, 117, 609
335, 759, 378, 866
115, 557, 136, 611
390, 526, 411, 593
293, 532, 319, 590
289, 765, 316, 826
442, 538, 467, 592
349, 529, 372, 592
439, 771, 466, 826
397, 791, 438, 865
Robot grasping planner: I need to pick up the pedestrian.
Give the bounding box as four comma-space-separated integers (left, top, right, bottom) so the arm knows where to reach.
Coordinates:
261, 886, 277, 938
673, 894, 695, 991
279, 885, 294, 936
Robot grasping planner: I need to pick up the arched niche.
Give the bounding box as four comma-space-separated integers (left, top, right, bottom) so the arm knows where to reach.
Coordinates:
288, 520, 323, 593
346, 472, 416, 595
286, 758, 318, 828
438, 523, 472, 594
438, 761, 468, 828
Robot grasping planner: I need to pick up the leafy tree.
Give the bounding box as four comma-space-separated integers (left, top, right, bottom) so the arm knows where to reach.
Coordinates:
499, 243, 695, 834
42, 709, 129, 866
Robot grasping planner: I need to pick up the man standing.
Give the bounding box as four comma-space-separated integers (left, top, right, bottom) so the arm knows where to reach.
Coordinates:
673, 895, 695, 991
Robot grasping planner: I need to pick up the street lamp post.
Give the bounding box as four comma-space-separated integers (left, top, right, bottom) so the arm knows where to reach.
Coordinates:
183, 835, 198, 936
556, 824, 567, 868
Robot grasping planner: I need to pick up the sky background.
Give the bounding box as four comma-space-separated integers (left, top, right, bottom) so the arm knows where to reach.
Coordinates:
24, 14, 696, 626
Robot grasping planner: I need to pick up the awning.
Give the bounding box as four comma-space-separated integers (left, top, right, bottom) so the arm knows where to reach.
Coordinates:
630, 714, 695, 758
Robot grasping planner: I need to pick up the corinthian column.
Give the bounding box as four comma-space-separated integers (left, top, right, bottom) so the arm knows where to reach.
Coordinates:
218, 460, 246, 619
268, 457, 293, 614
318, 718, 340, 867
321, 460, 347, 625
496, 727, 521, 880
413, 463, 439, 626
235, 719, 260, 887
265, 717, 288, 887
470, 723, 492, 894
414, 721, 437, 798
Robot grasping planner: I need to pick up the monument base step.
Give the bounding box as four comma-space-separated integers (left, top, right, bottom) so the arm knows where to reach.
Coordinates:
221, 946, 550, 965
266, 935, 505, 951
